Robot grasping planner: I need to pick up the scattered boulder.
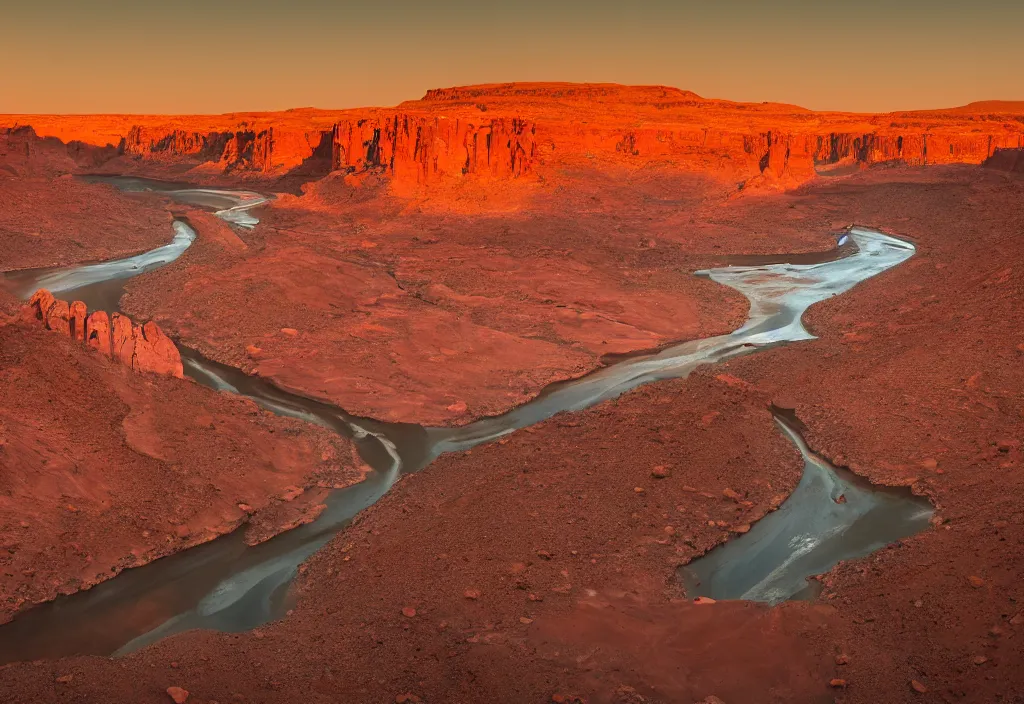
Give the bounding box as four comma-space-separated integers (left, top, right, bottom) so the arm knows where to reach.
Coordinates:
166, 686, 190, 703
721, 488, 742, 501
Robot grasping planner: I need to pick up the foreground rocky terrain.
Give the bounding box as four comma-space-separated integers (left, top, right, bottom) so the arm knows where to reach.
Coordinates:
0, 84, 1023, 702
0, 318, 366, 624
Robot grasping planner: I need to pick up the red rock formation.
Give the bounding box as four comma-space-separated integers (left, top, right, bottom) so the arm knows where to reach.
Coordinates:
27, 289, 56, 323
111, 312, 137, 367
331, 116, 537, 183
85, 310, 111, 357
119, 124, 334, 175
132, 320, 183, 377
4, 83, 1024, 189
68, 300, 87, 341
45, 298, 70, 334
25, 289, 182, 377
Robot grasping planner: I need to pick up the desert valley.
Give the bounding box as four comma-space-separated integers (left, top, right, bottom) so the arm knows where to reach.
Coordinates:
1, 81, 1023, 702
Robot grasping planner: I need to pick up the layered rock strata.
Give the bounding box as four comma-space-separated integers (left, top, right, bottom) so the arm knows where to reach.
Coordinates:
6, 84, 1023, 189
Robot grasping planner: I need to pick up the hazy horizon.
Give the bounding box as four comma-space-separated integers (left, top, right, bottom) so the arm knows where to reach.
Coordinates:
3, 0, 1023, 115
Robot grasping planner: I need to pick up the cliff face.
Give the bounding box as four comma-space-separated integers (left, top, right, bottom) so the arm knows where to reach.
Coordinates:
5, 83, 1024, 188
814, 132, 1024, 168
331, 116, 536, 182
121, 126, 333, 175
25, 289, 183, 377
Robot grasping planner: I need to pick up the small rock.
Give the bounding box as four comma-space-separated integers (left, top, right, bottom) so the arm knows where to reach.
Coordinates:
167, 687, 190, 704
395, 695, 422, 704
1009, 611, 1024, 625
834, 494, 847, 504
919, 458, 938, 470
972, 655, 989, 665
174, 525, 191, 539
245, 344, 262, 357
910, 680, 928, 694
693, 596, 716, 605
537, 549, 553, 560
634, 486, 645, 494
401, 607, 417, 618
829, 679, 847, 688
446, 401, 468, 413
651, 465, 671, 478
968, 575, 985, 588
280, 328, 298, 336
464, 589, 481, 600
55, 675, 73, 684
700, 411, 720, 427
715, 373, 751, 389
731, 524, 751, 534
835, 654, 849, 665
519, 617, 534, 625
722, 488, 742, 501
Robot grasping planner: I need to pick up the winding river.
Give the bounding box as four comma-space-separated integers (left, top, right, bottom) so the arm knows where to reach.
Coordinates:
0, 177, 932, 663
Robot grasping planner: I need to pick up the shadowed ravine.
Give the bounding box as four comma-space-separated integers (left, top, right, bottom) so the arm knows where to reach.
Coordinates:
0, 179, 931, 664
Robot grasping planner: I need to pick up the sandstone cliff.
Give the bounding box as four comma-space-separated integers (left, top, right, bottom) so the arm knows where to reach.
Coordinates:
4, 83, 1023, 189
120, 125, 334, 175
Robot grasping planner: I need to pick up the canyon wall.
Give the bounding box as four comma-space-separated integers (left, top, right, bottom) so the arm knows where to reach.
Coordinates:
25, 289, 183, 377
331, 116, 537, 181
112, 120, 1024, 189
5, 84, 1024, 188
121, 125, 334, 175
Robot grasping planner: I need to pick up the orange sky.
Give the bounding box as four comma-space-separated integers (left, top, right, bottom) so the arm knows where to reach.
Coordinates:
2, 0, 1022, 114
